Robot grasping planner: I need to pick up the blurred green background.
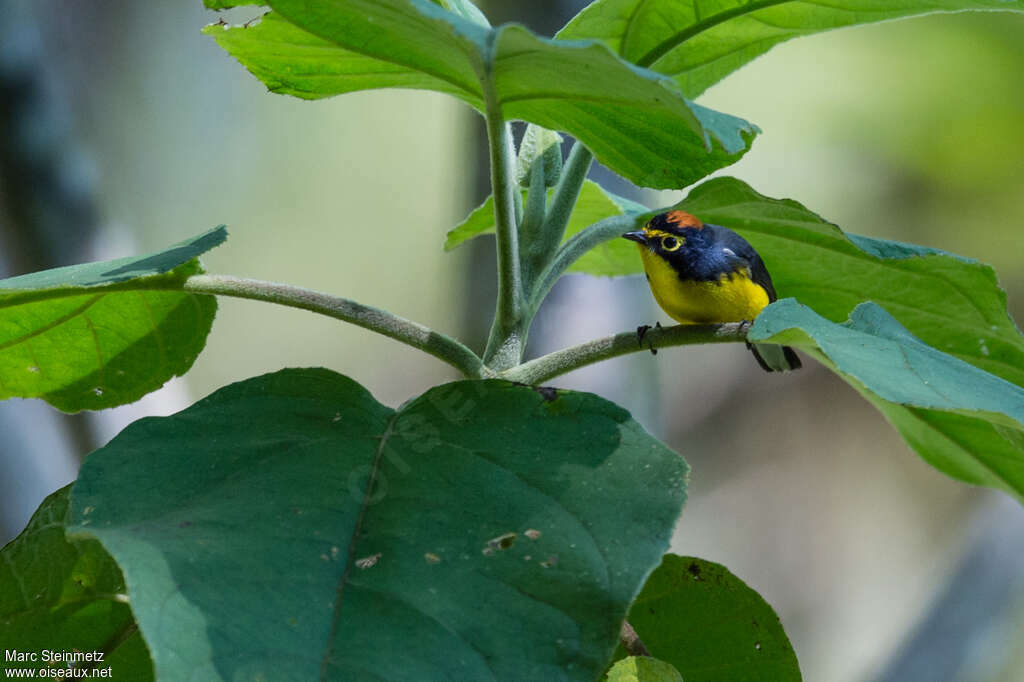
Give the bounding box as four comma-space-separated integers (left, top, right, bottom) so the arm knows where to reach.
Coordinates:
1, 1, 1023, 680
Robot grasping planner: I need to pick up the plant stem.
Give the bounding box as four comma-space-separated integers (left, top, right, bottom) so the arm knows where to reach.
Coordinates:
481, 73, 525, 370
620, 621, 651, 658
533, 141, 593, 273
181, 274, 487, 379
530, 213, 640, 310
500, 322, 748, 385
518, 150, 549, 284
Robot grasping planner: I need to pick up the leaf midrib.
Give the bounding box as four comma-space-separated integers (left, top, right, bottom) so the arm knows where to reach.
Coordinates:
0, 294, 105, 352
320, 410, 398, 681
635, 0, 796, 68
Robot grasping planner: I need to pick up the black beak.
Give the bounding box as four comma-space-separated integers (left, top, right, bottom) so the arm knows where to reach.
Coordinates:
622, 231, 648, 245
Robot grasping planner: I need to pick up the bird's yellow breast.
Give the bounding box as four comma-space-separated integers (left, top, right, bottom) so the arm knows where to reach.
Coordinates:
637, 246, 770, 324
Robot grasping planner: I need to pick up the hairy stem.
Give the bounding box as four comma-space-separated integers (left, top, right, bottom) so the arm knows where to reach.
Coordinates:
620, 620, 651, 658
518, 151, 549, 284
530, 213, 640, 310
533, 141, 593, 271
181, 274, 486, 379
500, 322, 748, 385
480, 74, 526, 370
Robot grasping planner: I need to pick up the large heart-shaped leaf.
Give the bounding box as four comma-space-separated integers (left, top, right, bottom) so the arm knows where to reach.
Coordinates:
203, 0, 757, 188
558, 0, 1024, 98
0, 227, 225, 412
752, 300, 1024, 501
68, 369, 688, 681
0, 486, 153, 679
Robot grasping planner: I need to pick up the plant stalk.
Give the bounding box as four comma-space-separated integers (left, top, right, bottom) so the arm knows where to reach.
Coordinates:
480, 72, 526, 370
500, 322, 748, 385
518, 152, 549, 285
181, 274, 487, 379
620, 621, 651, 658
530, 213, 641, 311
533, 142, 593, 270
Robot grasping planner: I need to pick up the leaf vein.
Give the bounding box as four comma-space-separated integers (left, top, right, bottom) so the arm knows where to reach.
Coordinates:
320, 412, 399, 680
0, 294, 105, 352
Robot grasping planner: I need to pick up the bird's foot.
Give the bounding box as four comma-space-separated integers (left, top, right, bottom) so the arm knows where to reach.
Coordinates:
636, 324, 651, 346
636, 322, 661, 355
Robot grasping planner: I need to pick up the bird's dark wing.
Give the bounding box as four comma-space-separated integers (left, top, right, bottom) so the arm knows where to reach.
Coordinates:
706, 224, 778, 302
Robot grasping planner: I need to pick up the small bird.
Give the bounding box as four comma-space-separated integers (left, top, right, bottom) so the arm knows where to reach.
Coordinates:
623, 210, 800, 372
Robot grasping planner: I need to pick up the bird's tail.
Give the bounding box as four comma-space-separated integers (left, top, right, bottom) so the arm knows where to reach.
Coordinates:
747, 342, 801, 372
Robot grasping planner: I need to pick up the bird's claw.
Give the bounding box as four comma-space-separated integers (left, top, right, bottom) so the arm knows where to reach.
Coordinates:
636, 322, 661, 355
636, 324, 652, 346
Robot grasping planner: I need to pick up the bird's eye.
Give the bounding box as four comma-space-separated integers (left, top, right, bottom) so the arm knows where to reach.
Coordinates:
660, 236, 680, 251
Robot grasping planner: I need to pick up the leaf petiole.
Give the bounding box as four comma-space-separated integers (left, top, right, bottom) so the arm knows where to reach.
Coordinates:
179, 274, 488, 379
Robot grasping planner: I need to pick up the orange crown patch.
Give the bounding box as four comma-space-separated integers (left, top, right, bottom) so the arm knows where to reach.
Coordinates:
664, 210, 703, 229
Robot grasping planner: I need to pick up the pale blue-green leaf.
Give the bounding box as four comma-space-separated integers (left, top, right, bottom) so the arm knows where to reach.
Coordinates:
752, 300, 1024, 500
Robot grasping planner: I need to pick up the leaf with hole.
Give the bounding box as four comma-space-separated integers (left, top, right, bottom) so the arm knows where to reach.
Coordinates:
68, 369, 689, 681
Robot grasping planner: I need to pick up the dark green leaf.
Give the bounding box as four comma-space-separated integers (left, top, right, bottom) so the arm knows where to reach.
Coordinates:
0, 486, 153, 680
204, 1, 757, 188
558, 0, 1024, 98
446, 180, 646, 276
606, 656, 685, 682
68, 369, 688, 681
619, 555, 801, 682
752, 300, 1024, 500
676, 178, 1024, 388
0, 227, 225, 412
586, 177, 1023, 388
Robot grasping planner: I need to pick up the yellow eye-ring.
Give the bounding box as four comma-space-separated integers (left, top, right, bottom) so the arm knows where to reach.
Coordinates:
660, 236, 681, 252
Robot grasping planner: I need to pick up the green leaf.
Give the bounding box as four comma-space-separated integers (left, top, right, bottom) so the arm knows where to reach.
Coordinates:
433, 0, 490, 27
0, 486, 153, 679
675, 178, 1024, 388
446, 180, 647, 276
67, 369, 688, 681
203, 0, 758, 189
444, 194, 502, 250
752, 300, 1024, 500
558, 0, 1024, 98
0, 227, 225, 412
619, 555, 801, 682
606, 656, 684, 682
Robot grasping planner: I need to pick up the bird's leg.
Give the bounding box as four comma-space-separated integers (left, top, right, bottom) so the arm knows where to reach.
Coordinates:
635, 324, 652, 346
